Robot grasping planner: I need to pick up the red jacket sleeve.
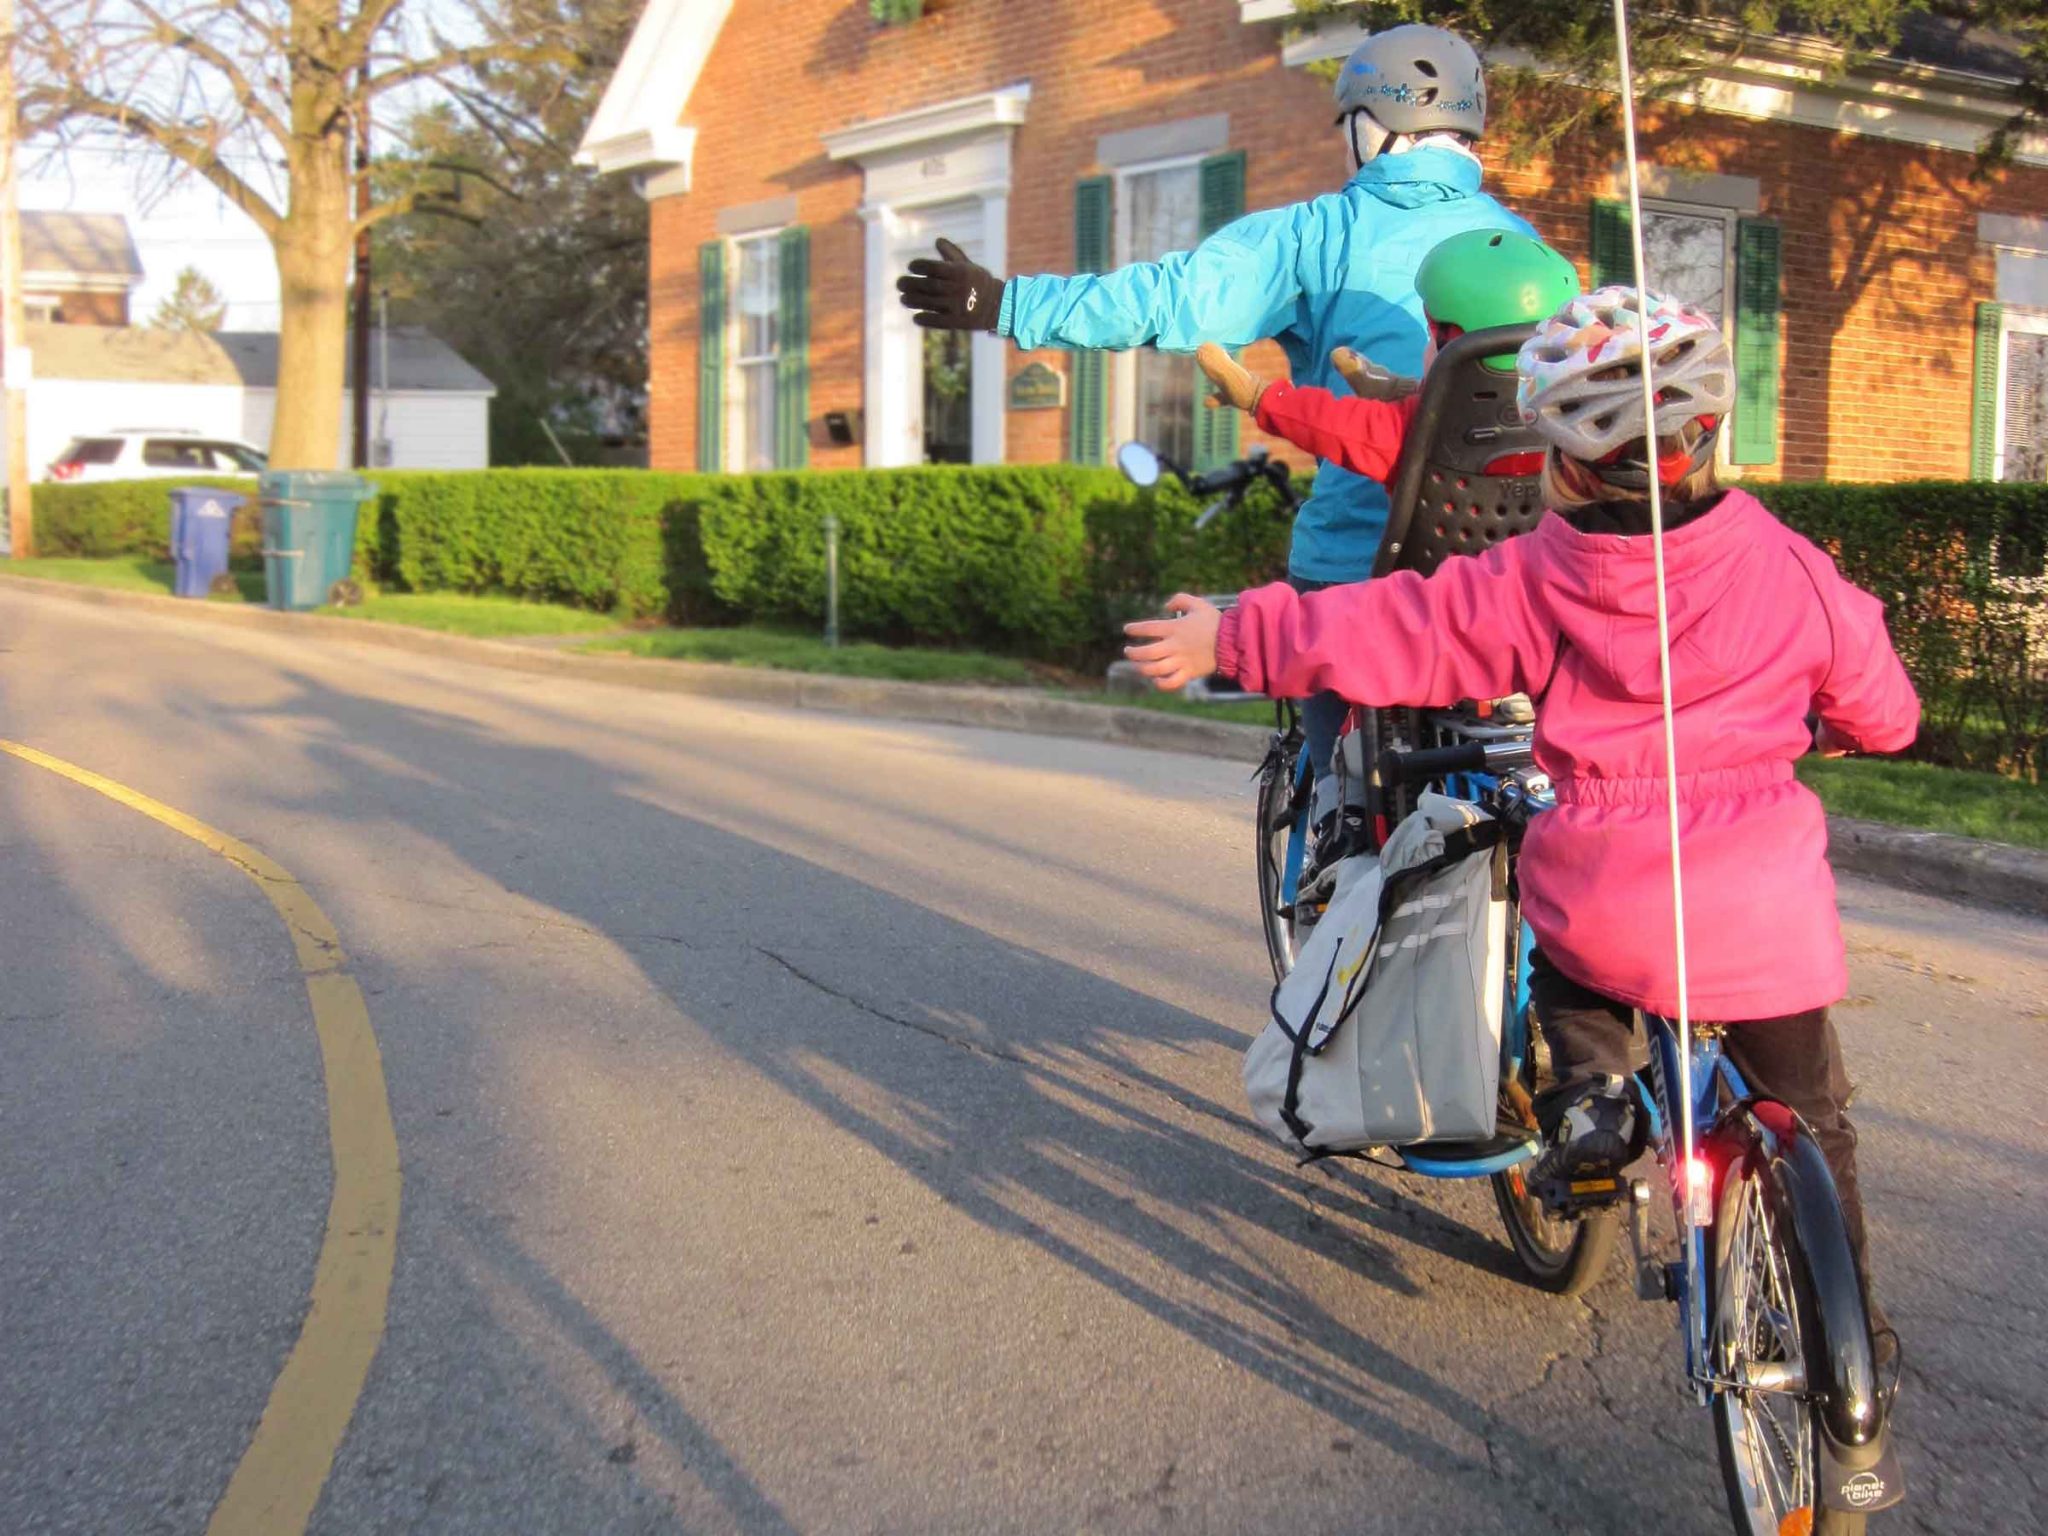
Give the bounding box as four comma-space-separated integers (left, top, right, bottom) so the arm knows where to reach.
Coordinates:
1790, 543, 1920, 755
1253, 382, 1418, 484
1215, 539, 1555, 707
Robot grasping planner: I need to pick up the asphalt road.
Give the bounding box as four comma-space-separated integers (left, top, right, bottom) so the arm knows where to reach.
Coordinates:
1, 587, 2042, 1536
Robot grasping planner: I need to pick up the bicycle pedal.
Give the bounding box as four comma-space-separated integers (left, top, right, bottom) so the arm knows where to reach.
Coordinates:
1531, 1172, 1628, 1216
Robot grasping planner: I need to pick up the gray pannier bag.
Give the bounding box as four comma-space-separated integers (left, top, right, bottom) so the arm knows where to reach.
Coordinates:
1244, 793, 1510, 1157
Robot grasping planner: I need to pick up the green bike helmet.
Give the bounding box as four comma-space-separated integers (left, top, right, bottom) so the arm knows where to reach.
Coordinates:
1414, 230, 1582, 368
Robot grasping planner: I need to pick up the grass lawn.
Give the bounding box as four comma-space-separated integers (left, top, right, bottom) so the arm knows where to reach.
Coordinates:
586, 625, 1038, 686
322, 592, 619, 638
1798, 756, 2046, 849
1062, 688, 1277, 727
2, 556, 618, 637
5, 555, 265, 602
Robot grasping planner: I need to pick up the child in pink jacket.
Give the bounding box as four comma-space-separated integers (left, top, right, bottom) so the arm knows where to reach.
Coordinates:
1126, 289, 1919, 1330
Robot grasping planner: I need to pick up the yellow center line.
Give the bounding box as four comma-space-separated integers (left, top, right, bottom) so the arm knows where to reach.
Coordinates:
0, 740, 400, 1536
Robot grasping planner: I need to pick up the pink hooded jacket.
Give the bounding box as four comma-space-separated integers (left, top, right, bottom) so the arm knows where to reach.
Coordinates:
1215, 489, 1920, 1020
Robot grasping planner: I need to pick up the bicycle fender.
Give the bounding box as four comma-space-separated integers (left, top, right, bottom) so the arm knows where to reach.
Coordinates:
1705, 1102, 1896, 1478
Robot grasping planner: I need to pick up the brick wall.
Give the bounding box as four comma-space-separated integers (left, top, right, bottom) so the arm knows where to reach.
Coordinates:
651, 0, 2048, 483
36, 289, 129, 326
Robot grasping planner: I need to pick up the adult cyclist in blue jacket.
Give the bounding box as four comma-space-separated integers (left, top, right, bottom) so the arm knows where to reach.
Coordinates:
900, 25, 1530, 849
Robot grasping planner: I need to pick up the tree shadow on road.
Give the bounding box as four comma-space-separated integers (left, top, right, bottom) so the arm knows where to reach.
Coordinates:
142, 663, 1700, 1532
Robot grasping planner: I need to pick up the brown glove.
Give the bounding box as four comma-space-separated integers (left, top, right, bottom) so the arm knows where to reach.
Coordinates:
1196, 342, 1268, 415
1330, 346, 1420, 402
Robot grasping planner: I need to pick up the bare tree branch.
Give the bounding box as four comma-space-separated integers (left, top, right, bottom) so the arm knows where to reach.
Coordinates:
29, 89, 284, 236
363, 37, 578, 101
353, 183, 469, 237
342, 0, 409, 66
128, 0, 289, 143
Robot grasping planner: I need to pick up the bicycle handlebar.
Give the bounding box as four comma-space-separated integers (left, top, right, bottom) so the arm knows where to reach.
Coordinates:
1380, 739, 1535, 785
1119, 440, 1298, 527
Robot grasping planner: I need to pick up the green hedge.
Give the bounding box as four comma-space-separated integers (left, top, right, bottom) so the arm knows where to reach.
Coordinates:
1760, 480, 2046, 779
25, 465, 1294, 662
30, 476, 259, 558
27, 467, 2043, 775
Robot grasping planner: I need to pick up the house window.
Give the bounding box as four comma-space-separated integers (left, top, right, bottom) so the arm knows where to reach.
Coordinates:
1117, 158, 1202, 469
24, 296, 58, 323
1638, 202, 1737, 319
732, 232, 782, 472
1581, 198, 1777, 466
1997, 308, 2048, 484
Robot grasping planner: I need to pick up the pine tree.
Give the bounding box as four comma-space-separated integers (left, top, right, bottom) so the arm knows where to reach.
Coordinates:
150, 267, 227, 333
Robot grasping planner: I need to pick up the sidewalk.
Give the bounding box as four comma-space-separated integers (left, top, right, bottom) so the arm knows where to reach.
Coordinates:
6, 569, 2043, 917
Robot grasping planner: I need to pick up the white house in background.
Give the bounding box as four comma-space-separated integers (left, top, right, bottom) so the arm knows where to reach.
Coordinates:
22, 323, 495, 479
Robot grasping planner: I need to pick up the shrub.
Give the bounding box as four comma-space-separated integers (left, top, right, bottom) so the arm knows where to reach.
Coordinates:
33, 478, 257, 558
1760, 480, 2047, 779
694, 465, 1121, 660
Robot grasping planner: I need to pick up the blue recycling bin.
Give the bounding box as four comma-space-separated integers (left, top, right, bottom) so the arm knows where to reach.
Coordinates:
169, 487, 246, 599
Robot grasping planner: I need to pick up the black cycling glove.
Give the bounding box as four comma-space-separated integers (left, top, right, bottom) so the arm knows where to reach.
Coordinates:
896, 238, 1005, 333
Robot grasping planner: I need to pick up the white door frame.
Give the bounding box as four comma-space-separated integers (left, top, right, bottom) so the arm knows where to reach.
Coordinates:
827, 85, 1028, 468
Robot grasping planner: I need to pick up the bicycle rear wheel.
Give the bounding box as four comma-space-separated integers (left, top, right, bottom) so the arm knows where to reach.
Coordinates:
1489, 944, 1615, 1294
1710, 1150, 1869, 1536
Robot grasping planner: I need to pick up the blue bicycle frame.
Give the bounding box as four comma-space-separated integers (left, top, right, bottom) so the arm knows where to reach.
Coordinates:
1640, 1014, 1748, 1397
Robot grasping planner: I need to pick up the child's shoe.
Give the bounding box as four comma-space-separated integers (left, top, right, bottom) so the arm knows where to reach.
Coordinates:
1530, 1074, 1637, 1186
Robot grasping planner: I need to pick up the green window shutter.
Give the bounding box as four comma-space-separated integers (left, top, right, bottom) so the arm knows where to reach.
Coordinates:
1972, 301, 2005, 481
776, 224, 811, 469
1069, 176, 1111, 466
1198, 151, 1246, 241
1589, 199, 1633, 290
697, 241, 725, 472
1732, 218, 1781, 467
1192, 151, 1248, 473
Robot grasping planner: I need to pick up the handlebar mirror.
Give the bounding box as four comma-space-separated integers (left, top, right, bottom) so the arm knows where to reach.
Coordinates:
1115, 441, 1162, 489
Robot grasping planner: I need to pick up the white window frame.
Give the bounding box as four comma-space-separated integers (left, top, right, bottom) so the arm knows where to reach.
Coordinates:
725, 224, 786, 473
1111, 151, 1206, 458
1994, 306, 2048, 484
1639, 196, 1741, 472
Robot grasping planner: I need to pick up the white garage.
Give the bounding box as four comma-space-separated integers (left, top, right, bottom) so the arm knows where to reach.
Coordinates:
18, 322, 495, 479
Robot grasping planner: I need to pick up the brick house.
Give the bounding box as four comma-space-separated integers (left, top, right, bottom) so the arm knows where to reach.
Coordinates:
19, 211, 145, 326
582, 1, 2048, 486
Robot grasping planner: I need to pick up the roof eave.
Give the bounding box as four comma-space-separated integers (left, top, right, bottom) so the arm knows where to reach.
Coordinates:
576, 0, 733, 195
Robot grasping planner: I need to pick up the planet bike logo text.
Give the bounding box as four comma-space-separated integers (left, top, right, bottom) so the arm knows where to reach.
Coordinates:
1841, 1472, 1886, 1509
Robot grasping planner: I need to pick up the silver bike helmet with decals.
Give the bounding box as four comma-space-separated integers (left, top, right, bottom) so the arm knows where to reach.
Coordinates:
1332, 24, 1487, 140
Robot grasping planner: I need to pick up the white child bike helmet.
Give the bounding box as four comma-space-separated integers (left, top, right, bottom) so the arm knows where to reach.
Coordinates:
1517, 286, 1736, 488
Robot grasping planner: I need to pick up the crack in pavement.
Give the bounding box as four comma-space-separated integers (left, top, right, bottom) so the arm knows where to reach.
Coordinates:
751, 946, 1252, 1140
755, 946, 1036, 1068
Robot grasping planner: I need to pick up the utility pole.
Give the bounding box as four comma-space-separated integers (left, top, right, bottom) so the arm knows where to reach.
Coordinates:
1, 0, 33, 557
350, 66, 371, 470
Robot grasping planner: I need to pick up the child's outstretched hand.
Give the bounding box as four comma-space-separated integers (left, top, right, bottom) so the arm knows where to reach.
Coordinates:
1196, 342, 1267, 414
1123, 594, 1223, 691
1814, 721, 1853, 758
1330, 346, 1420, 402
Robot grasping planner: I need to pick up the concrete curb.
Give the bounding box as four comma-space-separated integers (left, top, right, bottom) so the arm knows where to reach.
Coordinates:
1823, 816, 2048, 916
6, 571, 2043, 917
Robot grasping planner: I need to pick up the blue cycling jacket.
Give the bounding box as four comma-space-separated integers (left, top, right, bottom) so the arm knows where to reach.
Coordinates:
998, 147, 1530, 582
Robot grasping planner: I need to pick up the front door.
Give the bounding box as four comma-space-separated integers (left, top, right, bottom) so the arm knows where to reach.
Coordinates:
886, 200, 984, 466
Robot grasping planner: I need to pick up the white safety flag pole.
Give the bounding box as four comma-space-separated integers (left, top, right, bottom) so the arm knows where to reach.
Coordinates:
1609, 0, 1702, 1319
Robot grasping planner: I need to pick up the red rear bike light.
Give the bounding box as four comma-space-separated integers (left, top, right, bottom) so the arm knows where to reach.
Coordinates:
1679, 1154, 1716, 1226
